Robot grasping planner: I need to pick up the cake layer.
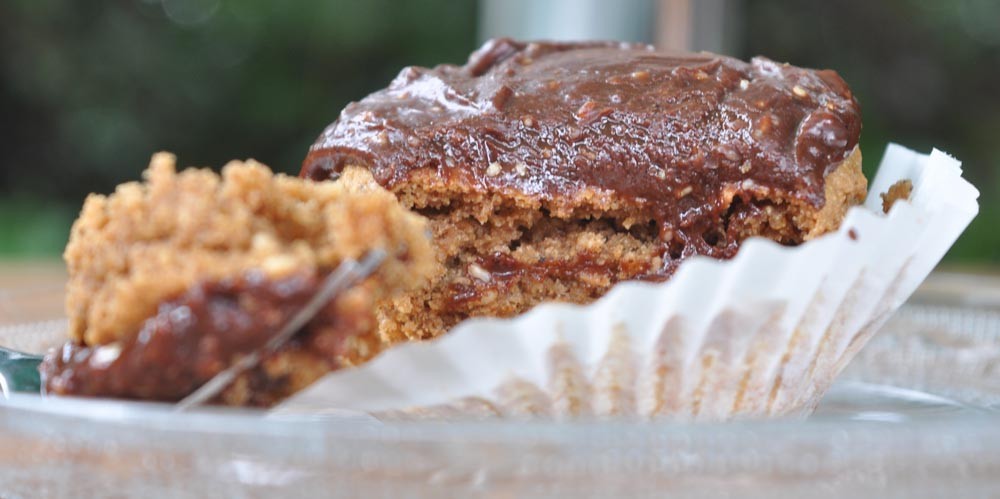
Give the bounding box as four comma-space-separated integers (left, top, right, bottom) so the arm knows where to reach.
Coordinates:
302, 38, 864, 267
302, 39, 867, 342
43, 154, 435, 406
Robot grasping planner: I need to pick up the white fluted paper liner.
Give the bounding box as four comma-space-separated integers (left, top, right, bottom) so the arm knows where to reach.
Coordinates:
276, 144, 980, 421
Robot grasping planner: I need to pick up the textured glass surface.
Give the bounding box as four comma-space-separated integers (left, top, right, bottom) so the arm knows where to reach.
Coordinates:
1, 274, 999, 497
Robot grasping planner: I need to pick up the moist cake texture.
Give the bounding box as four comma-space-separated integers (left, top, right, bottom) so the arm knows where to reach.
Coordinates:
41, 153, 434, 406
303, 38, 868, 345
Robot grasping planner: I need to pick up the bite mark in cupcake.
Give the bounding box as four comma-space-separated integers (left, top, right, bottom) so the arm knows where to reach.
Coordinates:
301, 38, 868, 343
40, 153, 435, 406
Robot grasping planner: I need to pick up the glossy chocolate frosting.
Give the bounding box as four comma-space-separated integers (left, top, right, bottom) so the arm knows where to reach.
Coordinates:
302, 38, 861, 256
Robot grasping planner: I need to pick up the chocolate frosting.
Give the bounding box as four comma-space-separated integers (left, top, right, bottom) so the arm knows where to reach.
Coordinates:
40, 271, 357, 403
302, 38, 860, 258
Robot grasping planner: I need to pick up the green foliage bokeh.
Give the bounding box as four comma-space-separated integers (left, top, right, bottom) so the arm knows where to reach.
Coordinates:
0, 0, 996, 262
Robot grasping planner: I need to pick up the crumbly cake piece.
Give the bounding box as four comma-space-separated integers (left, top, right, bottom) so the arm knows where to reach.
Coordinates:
881, 179, 913, 213
42, 153, 434, 406
301, 39, 868, 344
340, 153, 863, 343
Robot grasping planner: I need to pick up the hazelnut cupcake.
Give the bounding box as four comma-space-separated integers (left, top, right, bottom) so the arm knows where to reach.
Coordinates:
303, 39, 865, 345
40, 153, 434, 407
285, 39, 978, 420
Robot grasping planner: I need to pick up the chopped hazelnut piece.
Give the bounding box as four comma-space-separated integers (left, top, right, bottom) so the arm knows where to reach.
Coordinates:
576, 100, 598, 120
468, 263, 491, 282
262, 254, 300, 278
631, 70, 650, 82
720, 146, 741, 163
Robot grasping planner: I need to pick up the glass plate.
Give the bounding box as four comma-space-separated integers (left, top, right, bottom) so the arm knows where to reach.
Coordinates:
1, 272, 999, 497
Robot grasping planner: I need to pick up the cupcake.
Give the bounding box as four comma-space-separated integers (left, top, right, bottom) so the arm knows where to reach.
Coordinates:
302, 38, 867, 346
284, 39, 978, 420
40, 153, 434, 407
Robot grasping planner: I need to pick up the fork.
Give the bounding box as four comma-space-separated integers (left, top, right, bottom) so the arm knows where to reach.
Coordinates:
0, 250, 386, 408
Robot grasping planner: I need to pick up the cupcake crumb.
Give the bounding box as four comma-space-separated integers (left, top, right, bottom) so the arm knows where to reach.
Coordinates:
881, 180, 913, 213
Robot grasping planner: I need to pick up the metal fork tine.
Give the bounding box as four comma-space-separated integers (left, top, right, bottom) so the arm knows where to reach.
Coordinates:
174, 249, 387, 411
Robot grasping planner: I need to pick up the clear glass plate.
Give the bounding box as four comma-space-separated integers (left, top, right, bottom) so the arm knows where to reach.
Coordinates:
1, 272, 999, 497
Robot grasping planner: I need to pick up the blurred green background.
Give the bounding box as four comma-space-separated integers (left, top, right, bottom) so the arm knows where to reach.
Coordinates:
0, 0, 996, 263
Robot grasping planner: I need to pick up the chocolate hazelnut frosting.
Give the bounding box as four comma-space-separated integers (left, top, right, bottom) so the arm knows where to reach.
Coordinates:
304, 38, 859, 202
302, 38, 862, 272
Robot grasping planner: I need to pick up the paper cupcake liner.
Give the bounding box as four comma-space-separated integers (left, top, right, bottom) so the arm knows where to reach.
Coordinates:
277, 144, 980, 421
